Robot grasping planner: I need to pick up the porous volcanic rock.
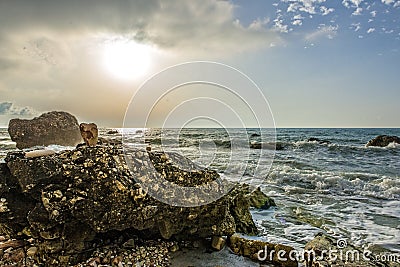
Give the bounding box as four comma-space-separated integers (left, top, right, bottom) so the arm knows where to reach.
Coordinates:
0, 144, 261, 265
8, 111, 82, 149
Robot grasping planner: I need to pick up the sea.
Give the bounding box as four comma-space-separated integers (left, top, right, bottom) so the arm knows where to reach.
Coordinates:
1, 127, 399, 254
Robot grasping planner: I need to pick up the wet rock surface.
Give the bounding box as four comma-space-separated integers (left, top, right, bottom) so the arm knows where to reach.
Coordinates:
366, 135, 400, 147
8, 111, 82, 149
229, 233, 298, 267
0, 144, 264, 266
305, 233, 399, 267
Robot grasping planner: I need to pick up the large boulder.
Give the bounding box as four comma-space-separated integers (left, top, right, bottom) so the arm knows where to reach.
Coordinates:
0, 144, 260, 265
8, 111, 82, 149
366, 135, 400, 147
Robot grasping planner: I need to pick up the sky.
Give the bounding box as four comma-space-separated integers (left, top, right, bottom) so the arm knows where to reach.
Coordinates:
0, 0, 399, 128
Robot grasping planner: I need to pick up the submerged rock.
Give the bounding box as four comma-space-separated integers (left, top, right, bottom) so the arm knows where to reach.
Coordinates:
0, 144, 261, 265
366, 135, 400, 147
8, 111, 82, 149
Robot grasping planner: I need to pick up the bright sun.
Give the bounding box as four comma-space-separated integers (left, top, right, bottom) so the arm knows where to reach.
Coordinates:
102, 39, 151, 81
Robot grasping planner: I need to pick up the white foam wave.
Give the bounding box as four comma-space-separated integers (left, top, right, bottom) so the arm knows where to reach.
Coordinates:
267, 165, 400, 200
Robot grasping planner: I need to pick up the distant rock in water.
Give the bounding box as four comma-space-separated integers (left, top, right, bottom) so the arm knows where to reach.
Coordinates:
366, 135, 400, 147
79, 123, 98, 147
8, 111, 82, 149
307, 137, 331, 144
106, 129, 119, 134
250, 142, 284, 150
250, 133, 260, 138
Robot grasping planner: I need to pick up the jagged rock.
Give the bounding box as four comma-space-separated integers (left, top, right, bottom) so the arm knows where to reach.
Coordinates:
8, 111, 82, 149
305, 233, 398, 267
106, 130, 119, 134
211, 236, 226, 251
1, 145, 259, 265
79, 123, 98, 147
247, 187, 276, 209
229, 233, 298, 267
366, 135, 400, 147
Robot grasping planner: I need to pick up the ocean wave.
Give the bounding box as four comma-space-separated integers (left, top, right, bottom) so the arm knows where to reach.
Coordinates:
267, 166, 400, 200
23, 144, 76, 153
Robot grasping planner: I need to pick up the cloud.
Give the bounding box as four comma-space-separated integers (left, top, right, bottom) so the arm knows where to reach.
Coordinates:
351, 23, 361, 31
0, 1, 278, 56
305, 24, 339, 40
342, 0, 364, 8
352, 7, 363, 15
382, 0, 394, 5
273, 14, 289, 33
320, 6, 335, 15
0, 102, 12, 115
0, 102, 37, 116
292, 19, 303, 26
0, 0, 282, 127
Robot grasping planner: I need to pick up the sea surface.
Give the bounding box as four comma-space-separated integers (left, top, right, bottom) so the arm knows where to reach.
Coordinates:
1, 127, 399, 254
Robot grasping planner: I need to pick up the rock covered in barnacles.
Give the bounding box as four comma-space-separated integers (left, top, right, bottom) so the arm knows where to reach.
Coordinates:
1, 144, 261, 265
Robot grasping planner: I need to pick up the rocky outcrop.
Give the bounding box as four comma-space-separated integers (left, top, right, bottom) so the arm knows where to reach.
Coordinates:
366, 135, 400, 147
8, 111, 82, 149
0, 144, 261, 265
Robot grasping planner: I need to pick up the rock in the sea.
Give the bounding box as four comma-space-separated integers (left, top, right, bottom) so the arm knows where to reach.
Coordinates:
305, 233, 398, 267
8, 111, 82, 149
79, 123, 98, 147
1, 144, 259, 265
307, 137, 331, 144
247, 187, 276, 209
229, 234, 298, 267
250, 142, 284, 150
366, 135, 400, 147
106, 129, 119, 134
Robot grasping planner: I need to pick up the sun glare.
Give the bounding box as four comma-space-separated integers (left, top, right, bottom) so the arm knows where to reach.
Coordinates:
102, 39, 151, 81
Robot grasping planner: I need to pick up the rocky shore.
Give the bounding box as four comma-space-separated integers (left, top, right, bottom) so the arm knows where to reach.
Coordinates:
0, 141, 291, 266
